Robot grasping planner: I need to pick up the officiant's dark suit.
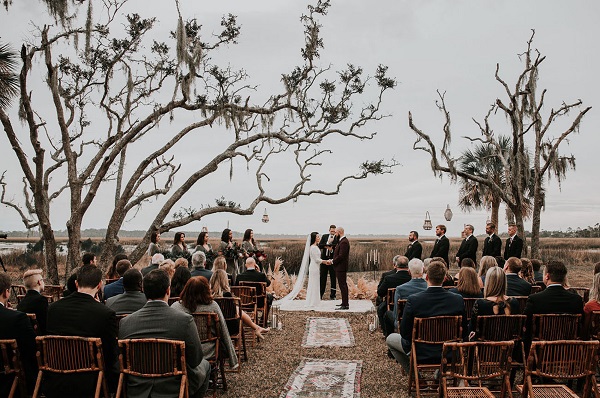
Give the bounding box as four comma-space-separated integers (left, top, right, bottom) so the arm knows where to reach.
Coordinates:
332, 229, 350, 309
404, 241, 422, 260
482, 234, 502, 257
430, 235, 450, 266
318, 228, 339, 299
504, 234, 524, 259
456, 226, 478, 266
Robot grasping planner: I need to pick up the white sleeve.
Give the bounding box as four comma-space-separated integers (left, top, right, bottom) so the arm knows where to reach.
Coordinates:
310, 246, 323, 265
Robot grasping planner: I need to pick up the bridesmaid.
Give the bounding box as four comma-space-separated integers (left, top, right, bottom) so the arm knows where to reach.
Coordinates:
241, 229, 263, 271
218, 228, 238, 283
171, 232, 187, 258
194, 231, 215, 270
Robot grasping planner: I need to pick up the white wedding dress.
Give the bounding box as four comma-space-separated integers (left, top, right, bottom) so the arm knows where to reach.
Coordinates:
305, 245, 323, 308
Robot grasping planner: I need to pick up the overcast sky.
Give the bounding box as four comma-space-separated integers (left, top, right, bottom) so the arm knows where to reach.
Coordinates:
1, 1, 598, 238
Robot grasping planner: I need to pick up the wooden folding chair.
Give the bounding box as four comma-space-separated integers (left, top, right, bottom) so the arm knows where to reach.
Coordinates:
517, 340, 599, 398
386, 288, 396, 311
10, 285, 26, 305
440, 341, 514, 398
239, 281, 269, 327
0, 339, 27, 398
231, 286, 258, 345
395, 299, 407, 333
463, 298, 478, 322
571, 287, 590, 304
510, 296, 529, 314
33, 336, 110, 398
42, 285, 64, 303
585, 310, 600, 340
408, 316, 463, 397
116, 338, 188, 398
532, 314, 581, 341
192, 312, 226, 397
530, 285, 542, 295
26, 313, 39, 335
214, 297, 246, 367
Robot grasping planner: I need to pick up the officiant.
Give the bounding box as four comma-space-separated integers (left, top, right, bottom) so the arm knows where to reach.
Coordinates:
318, 224, 339, 300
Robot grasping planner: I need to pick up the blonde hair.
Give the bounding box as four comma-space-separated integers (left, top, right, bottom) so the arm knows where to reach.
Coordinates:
484, 267, 511, 315
590, 273, 600, 303
174, 257, 189, 269
210, 269, 230, 298
456, 267, 481, 296
478, 256, 497, 278
159, 260, 175, 279
213, 256, 227, 272
519, 258, 535, 284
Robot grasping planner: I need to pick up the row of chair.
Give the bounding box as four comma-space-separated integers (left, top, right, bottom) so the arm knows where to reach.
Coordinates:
10, 284, 64, 304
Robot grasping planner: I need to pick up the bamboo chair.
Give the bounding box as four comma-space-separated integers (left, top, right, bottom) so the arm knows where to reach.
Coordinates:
440, 341, 514, 398
530, 285, 542, 295
43, 285, 64, 303
585, 310, 600, 340
116, 338, 188, 398
214, 297, 246, 367
239, 281, 269, 327
0, 339, 27, 398
395, 299, 407, 333
463, 298, 478, 322
532, 314, 581, 341
571, 287, 590, 304
168, 296, 180, 306
517, 340, 599, 398
26, 313, 39, 335
386, 288, 396, 311
231, 286, 258, 345
510, 296, 529, 314
10, 285, 26, 304
115, 314, 128, 336
408, 316, 463, 397
33, 336, 110, 398
192, 312, 226, 397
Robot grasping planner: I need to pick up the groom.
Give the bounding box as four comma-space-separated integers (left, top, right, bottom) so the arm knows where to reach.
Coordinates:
330, 226, 350, 310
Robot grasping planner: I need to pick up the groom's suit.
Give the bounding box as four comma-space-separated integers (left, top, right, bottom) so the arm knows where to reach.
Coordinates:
318, 233, 338, 299
332, 236, 350, 307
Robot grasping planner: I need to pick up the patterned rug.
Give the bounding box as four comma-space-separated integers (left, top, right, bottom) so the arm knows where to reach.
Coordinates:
280, 358, 362, 398
301, 317, 355, 348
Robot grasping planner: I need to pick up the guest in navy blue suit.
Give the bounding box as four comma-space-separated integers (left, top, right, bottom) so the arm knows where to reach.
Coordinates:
103, 259, 132, 300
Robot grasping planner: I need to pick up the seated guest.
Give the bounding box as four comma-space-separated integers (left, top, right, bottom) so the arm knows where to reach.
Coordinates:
459, 257, 476, 270
376, 258, 399, 306
524, 260, 583, 338
103, 259, 132, 301
236, 257, 274, 318
172, 276, 238, 368
469, 267, 519, 336
63, 252, 97, 297
46, 265, 119, 397
17, 268, 48, 334
519, 258, 535, 284
159, 259, 176, 279
190, 251, 213, 281
174, 257, 189, 270
386, 261, 465, 372
376, 255, 410, 333
170, 266, 192, 298
119, 270, 210, 398
106, 269, 147, 315
0, 272, 37, 394
494, 256, 506, 269
478, 255, 498, 285
584, 272, 600, 324
532, 258, 544, 282
382, 258, 427, 336
106, 253, 128, 280
141, 253, 164, 276
212, 256, 232, 284
449, 267, 484, 298
504, 257, 531, 296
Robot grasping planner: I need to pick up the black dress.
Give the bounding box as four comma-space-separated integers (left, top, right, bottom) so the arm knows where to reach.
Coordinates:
469, 297, 520, 334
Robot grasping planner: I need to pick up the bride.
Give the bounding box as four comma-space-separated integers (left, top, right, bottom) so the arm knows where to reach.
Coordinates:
274, 231, 324, 309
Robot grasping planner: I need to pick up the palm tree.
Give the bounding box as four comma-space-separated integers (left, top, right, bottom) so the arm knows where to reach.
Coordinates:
0, 42, 19, 110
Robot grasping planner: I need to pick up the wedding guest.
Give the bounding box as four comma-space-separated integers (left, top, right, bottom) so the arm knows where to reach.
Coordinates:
106, 253, 128, 280
103, 259, 132, 300
456, 224, 478, 266
142, 253, 164, 276
171, 232, 188, 258
172, 276, 238, 369
454, 258, 477, 285
191, 251, 213, 281
504, 257, 531, 296
219, 228, 238, 282
429, 225, 449, 267
194, 231, 215, 270
106, 269, 147, 315
469, 267, 519, 336
236, 257, 273, 318
519, 258, 535, 284
478, 255, 498, 285
584, 273, 600, 336
147, 231, 162, 257
17, 268, 48, 334
174, 257, 189, 270
449, 267, 483, 298
503, 223, 524, 260
212, 255, 232, 285
170, 266, 192, 298
532, 259, 544, 282
63, 252, 96, 297
404, 231, 422, 260
376, 255, 410, 333
482, 222, 502, 258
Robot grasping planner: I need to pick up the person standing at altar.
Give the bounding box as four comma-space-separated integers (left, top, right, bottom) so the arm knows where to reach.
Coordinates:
456, 224, 478, 266
503, 223, 524, 259
429, 225, 449, 267
404, 230, 422, 260
482, 222, 502, 258
328, 226, 350, 310
318, 224, 339, 300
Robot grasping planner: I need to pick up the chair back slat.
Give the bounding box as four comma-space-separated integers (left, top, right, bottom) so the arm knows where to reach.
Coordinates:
510, 296, 528, 314
231, 286, 256, 307
43, 285, 64, 303
192, 312, 219, 342
530, 285, 542, 295
10, 285, 26, 304
571, 287, 590, 303
588, 310, 600, 340
36, 336, 104, 373
395, 299, 407, 331
386, 288, 395, 311
413, 316, 462, 344
528, 340, 598, 380
475, 315, 526, 342
463, 298, 478, 321
532, 314, 581, 341
441, 341, 513, 385
0, 339, 20, 376
214, 297, 242, 336
118, 339, 186, 378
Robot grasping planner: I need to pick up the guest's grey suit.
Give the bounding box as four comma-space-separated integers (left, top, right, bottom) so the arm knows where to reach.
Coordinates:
119, 300, 210, 398
105, 291, 147, 315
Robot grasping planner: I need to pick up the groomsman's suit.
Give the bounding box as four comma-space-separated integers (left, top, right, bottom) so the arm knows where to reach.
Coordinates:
456, 234, 478, 265
504, 234, 524, 259
430, 235, 450, 266
482, 233, 502, 257
332, 233, 350, 308
404, 240, 422, 260
318, 231, 338, 299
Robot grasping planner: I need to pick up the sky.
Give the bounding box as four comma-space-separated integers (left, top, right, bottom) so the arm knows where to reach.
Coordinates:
0, 1, 599, 238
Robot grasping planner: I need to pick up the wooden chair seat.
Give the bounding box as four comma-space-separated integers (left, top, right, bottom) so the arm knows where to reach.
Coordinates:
192, 312, 227, 397
516, 384, 579, 398
446, 387, 495, 397
116, 338, 188, 398
214, 297, 246, 368
0, 339, 26, 398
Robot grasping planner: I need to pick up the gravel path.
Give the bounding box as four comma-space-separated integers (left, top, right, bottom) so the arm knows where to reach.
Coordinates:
219, 306, 409, 398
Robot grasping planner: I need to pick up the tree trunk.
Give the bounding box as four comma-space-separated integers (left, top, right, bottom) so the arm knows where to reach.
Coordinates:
98, 210, 125, 272
65, 216, 82, 281
491, 198, 500, 231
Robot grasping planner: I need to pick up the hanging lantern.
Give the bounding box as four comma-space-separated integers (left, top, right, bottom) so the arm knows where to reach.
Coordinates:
444, 204, 453, 221
423, 211, 432, 230
262, 208, 269, 223
201, 226, 208, 233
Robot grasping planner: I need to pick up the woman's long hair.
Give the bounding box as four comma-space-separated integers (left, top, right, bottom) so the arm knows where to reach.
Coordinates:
484, 267, 511, 315
310, 232, 319, 246
170, 266, 191, 297
243, 229, 253, 242
180, 276, 212, 313
210, 269, 230, 298
456, 267, 481, 296
213, 256, 227, 271
221, 229, 231, 243
478, 256, 498, 278
590, 272, 600, 303
196, 231, 208, 246
150, 231, 159, 244
520, 258, 535, 284
173, 232, 186, 246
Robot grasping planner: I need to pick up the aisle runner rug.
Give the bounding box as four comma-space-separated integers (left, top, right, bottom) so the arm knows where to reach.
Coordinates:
280, 358, 362, 398
302, 317, 355, 348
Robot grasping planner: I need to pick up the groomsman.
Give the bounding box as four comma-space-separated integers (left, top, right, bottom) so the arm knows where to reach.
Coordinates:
482, 222, 502, 257
504, 223, 524, 259
318, 224, 339, 300
429, 224, 449, 267
456, 224, 478, 266
404, 231, 422, 260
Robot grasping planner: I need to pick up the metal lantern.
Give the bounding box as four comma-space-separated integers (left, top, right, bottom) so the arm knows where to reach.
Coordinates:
201, 226, 208, 233
261, 208, 269, 223
271, 304, 281, 329
423, 211, 433, 230
444, 204, 453, 221
367, 306, 378, 333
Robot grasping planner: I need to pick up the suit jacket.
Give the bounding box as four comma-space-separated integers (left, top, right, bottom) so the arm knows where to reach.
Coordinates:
482, 234, 502, 257
235, 268, 271, 287
506, 273, 532, 296
504, 235, 524, 259
376, 269, 397, 305
106, 291, 148, 315
318, 233, 339, 260
0, 304, 37, 393
400, 287, 466, 363
404, 241, 422, 260
429, 235, 450, 266
17, 289, 48, 335
393, 278, 428, 323
332, 236, 350, 273
46, 292, 119, 396
141, 263, 158, 276
377, 270, 411, 298
190, 267, 213, 281
103, 278, 124, 301
524, 285, 584, 339
456, 235, 478, 264
119, 300, 207, 397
